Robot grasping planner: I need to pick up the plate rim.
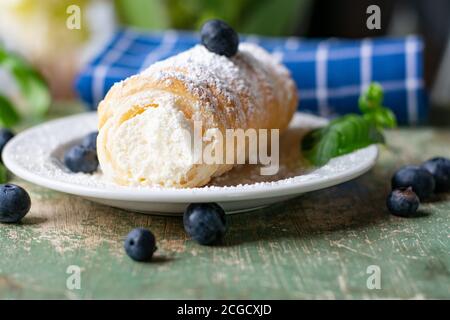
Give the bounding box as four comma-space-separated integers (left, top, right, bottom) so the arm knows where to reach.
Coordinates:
3, 112, 378, 203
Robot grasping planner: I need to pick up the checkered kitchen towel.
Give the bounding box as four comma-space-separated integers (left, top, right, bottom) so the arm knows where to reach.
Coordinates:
75, 29, 427, 125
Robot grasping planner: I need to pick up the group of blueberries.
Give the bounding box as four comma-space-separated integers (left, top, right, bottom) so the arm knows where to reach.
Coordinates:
387, 157, 450, 217
64, 131, 99, 174
63, 128, 229, 260
125, 203, 227, 262
1, 127, 227, 263
126, 156, 450, 262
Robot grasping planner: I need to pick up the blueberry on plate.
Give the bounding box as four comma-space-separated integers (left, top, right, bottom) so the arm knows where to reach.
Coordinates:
0, 184, 31, 223
0, 129, 14, 161
183, 203, 227, 245
421, 157, 450, 192
124, 228, 157, 262
64, 145, 98, 173
391, 165, 435, 200
81, 131, 98, 151
200, 19, 239, 57
386, 187, 420, 217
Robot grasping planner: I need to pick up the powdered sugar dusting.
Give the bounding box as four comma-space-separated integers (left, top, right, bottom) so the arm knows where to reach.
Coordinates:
140, 43, 293, 127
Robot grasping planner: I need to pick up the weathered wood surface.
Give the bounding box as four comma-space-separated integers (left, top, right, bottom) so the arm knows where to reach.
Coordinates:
0, 106, 449, 299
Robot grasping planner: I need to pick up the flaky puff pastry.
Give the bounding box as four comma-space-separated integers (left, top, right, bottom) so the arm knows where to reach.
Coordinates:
97, 43, 298, 188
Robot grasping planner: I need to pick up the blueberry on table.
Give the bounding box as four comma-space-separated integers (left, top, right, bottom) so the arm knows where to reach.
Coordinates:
391, 165, 435, 200
81, 131, 98, 151
183, 203, 227, 245
0, 129, 14, 161
124, 228, 157, 262
200, 19, 239, 57
0, 184, 31, 223
386, 187, 420, 217
421, 157, 450, 192
64, 145, 98, 173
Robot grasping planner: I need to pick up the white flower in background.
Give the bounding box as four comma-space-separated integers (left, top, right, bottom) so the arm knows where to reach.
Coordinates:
0, 0, 116, 99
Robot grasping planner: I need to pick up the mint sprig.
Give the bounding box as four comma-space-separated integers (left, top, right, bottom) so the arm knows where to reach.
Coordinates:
301, 83, 396, 166
0, 47, 51, 126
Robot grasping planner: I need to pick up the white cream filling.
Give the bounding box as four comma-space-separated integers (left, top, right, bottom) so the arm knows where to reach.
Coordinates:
108, 97, 195, 186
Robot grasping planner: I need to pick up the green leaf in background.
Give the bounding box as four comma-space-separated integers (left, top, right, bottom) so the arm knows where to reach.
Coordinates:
240, 0, 309, 36
114, 0, 171, 29
115, 0, 310, 36
0, 164, 7, 184
301, 82, 396, 166
0, 47, 51, 119
0, 94, 20, 128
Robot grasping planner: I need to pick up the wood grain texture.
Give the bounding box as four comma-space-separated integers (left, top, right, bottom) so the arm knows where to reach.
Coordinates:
0, 106, 449, 299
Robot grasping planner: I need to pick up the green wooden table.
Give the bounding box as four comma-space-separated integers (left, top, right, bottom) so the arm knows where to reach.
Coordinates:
0, 105, 449, 299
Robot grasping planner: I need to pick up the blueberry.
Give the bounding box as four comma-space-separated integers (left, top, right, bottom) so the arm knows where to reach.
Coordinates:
0, 184, 31, 223
0, 129, 14, 162
64, 145, 98, 173
183, 203, 227, 245
421, 157, 450, 192
200, 19, 239, 57
124, 228, 157, 261
386, 187, 420, 217
81, 131, 98, 151
391, 165, 435, 200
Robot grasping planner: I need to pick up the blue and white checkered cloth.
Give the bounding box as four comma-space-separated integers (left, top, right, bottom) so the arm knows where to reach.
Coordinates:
75, 29, 428, 125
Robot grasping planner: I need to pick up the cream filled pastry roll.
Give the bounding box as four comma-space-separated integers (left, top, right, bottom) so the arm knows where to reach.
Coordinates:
97, 43, 298, 188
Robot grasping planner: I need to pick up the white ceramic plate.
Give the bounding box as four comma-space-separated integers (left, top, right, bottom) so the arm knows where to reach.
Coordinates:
3, 112, 378, 215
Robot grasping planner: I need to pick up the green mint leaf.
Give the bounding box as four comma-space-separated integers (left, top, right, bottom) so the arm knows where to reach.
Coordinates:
363, 107, 397, 129
302, 115, 383, 166
0, 94, 20, 128
0, 163, 7, 184
358, 82, 383, 114
302, 83, 395, 166
378, 107, 397, 128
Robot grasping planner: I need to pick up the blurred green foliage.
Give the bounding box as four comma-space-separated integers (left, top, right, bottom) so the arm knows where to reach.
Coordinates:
0, 164, 7, 184
114, 0, 309, 36
0, 47, 50, 128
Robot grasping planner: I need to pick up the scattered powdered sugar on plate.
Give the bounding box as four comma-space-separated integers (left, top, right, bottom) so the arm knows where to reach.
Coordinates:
4, 112, 378, 194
